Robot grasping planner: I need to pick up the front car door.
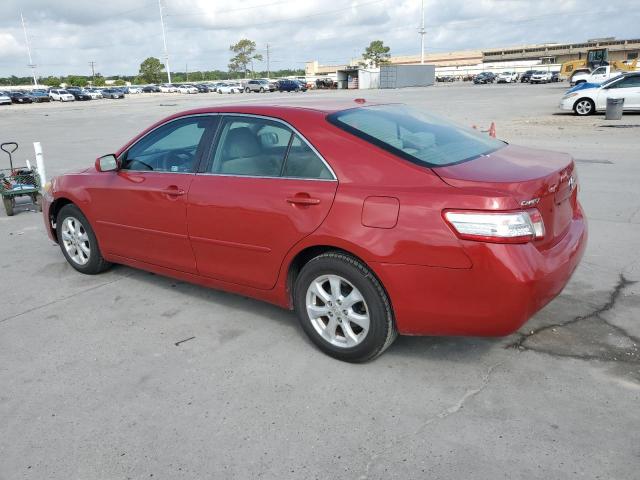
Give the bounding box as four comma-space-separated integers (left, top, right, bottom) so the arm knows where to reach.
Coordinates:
90, 115, 217, 273
187, 114, 338, 289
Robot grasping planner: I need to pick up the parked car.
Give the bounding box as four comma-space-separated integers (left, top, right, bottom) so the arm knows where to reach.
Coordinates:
277, 79, 307, 92
84, 89, 103, 99
193, 84, 211, 93
142, 85, 160, 93
126, 86, 142, 94
215, 83, 241, 94
8, 91, 35, 103
551, 72, 561, 82
69, 90, 92, 101
101, 88, 125, 99
496, 72, 517, 83
159, 84, 177, 93
0, 91, 12, 105
530, 71, 552, 84
473, 72, 495, 84
244, 79, 275, 92
520, 70, 536, 83
570, 65, 624, 86
49, 89, 75, 102
559, 72, 640, 116
30, 90, 51, 102
42, 103, 586, 362
176, 84, 198, 94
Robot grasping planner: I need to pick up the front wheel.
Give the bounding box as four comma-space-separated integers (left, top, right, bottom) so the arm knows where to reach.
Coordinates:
294, 252, 396, 362
56, 204, 111, 274
574, 98, 595, 116
259, 87, 265, 93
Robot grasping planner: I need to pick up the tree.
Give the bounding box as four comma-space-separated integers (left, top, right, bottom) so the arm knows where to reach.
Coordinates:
66, 76, 87, 87
138, 57, 165, 83
361, 40, 391, 68
93, 75, 106, 86
229, 39, 262, 78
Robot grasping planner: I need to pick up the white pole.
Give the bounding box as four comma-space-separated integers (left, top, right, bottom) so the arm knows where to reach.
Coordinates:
21, 12, 38, 86
34, 142, 46, 186
158, 0, 172, 83
420, 0, 425, 64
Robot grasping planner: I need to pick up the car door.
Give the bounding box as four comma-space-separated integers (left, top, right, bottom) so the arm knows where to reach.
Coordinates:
597, 75, 640, 110
187, 114, 338, 290
90, 115, 217, 273
590, 66, 608, 83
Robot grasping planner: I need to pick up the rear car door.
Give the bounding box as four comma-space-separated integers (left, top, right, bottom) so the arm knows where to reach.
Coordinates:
597, 75, 640, 110
90, 115, 216, 273
187, 114, 338, 289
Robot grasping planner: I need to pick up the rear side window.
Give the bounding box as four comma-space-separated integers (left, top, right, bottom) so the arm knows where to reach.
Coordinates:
327, 105, 505, 167
283, 134, 333, 179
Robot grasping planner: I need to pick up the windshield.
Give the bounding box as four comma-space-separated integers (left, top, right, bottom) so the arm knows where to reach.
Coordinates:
327, 104, 505, 167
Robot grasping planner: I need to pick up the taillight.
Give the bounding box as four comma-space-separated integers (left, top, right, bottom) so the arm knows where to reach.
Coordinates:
443, 209, 545, 244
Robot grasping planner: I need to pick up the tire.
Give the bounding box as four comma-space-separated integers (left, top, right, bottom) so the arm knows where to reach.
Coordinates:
56, 204, 111, 274
245, 87, 250, 93
3, 196, 14, 216
33, 193, 42, 212
573, 98, 595, 116
294, 252, 397, 362
259, 87, 264, 93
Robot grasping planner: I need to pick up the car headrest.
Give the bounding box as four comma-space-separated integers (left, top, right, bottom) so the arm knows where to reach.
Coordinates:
224, 127, 261, 159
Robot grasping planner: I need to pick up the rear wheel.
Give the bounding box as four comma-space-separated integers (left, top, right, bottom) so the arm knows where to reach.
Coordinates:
574, 98, 595, 116
245, 87, 250, 93
294, 252, 396, 362
33, 193, 42, 212
259, 87, 265, 93
56, 204, 111, 274
2, 196, 14, 216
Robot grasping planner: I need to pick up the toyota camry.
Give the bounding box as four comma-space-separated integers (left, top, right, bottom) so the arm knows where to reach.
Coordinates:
42, 102, 587, 362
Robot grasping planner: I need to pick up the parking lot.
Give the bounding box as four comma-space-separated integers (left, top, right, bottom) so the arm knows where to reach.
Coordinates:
1, 82, 638, 479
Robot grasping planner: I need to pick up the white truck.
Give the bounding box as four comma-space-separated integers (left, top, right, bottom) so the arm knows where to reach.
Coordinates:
570, 65, 623, 85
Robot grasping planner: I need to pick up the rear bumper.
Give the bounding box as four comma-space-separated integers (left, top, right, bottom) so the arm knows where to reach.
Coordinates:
372, 205, 587, 336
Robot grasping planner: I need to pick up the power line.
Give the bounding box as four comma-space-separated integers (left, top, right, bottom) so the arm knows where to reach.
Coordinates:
89, 61, 96, 82
419, 0, 425, 64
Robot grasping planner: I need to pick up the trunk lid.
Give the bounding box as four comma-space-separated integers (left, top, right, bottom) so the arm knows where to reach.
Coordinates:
434, 145, 578, 248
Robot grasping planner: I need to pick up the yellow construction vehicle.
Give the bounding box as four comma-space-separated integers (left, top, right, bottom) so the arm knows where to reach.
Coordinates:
560, 48, 637, 80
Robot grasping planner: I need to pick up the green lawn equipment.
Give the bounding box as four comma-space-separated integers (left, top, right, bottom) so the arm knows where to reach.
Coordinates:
0, 142, 42, 216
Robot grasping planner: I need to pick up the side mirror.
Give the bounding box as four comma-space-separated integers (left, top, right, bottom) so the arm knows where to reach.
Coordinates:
95, 154, 119, 172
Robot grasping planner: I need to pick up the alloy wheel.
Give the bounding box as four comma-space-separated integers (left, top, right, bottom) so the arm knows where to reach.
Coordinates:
61, 216, 91, 266
575, 100, 593, 115
306, 274, 370, 348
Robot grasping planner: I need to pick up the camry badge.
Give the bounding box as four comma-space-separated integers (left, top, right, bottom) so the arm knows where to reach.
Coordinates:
521, 198, 540, 207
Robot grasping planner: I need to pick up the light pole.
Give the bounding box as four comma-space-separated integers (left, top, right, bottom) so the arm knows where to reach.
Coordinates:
419, 0, 426, 64
158, 0, 172, 83
20, 12, 38, 86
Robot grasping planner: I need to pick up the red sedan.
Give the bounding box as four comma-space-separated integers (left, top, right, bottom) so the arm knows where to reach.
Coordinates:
42, 103, 587, 362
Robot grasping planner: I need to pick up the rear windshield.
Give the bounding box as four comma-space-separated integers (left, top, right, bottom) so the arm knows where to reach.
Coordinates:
327, 104, 505, 167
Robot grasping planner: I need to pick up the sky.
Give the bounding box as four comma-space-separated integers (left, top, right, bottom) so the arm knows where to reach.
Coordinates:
0, 0, 637, 78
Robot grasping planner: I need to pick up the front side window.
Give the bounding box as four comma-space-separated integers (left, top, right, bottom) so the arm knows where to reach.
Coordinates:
328, 105, 505, 167
608, 76, 640, 89
122, 116, 213, 172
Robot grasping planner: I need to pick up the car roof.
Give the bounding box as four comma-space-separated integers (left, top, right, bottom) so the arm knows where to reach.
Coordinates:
174, 100, 388, 117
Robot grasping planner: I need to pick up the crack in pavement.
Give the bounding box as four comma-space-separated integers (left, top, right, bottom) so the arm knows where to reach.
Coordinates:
506, 274, 639, 352
0, 272, 133, 325
359, 362, 502, 479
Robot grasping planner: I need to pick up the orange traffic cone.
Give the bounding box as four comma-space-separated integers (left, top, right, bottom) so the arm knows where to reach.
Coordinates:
488, 122, 496, 138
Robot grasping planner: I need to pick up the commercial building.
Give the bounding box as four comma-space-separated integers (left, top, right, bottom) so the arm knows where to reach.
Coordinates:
306, 37, 640, 80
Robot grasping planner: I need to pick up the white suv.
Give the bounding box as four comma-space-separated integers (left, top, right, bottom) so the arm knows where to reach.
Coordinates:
530, 71, 552, 84
49, 89, 75, 101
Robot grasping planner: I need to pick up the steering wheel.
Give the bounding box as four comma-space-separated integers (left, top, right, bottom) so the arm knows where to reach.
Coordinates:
161, 148, 193, 171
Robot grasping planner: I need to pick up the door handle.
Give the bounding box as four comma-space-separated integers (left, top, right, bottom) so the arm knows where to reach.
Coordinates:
286, 196, 320, 206
160, 187, 185, 196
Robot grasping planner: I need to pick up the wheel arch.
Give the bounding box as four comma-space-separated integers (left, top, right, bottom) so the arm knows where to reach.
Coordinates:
285, 245, 395, 321
573, 96, 595, 115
